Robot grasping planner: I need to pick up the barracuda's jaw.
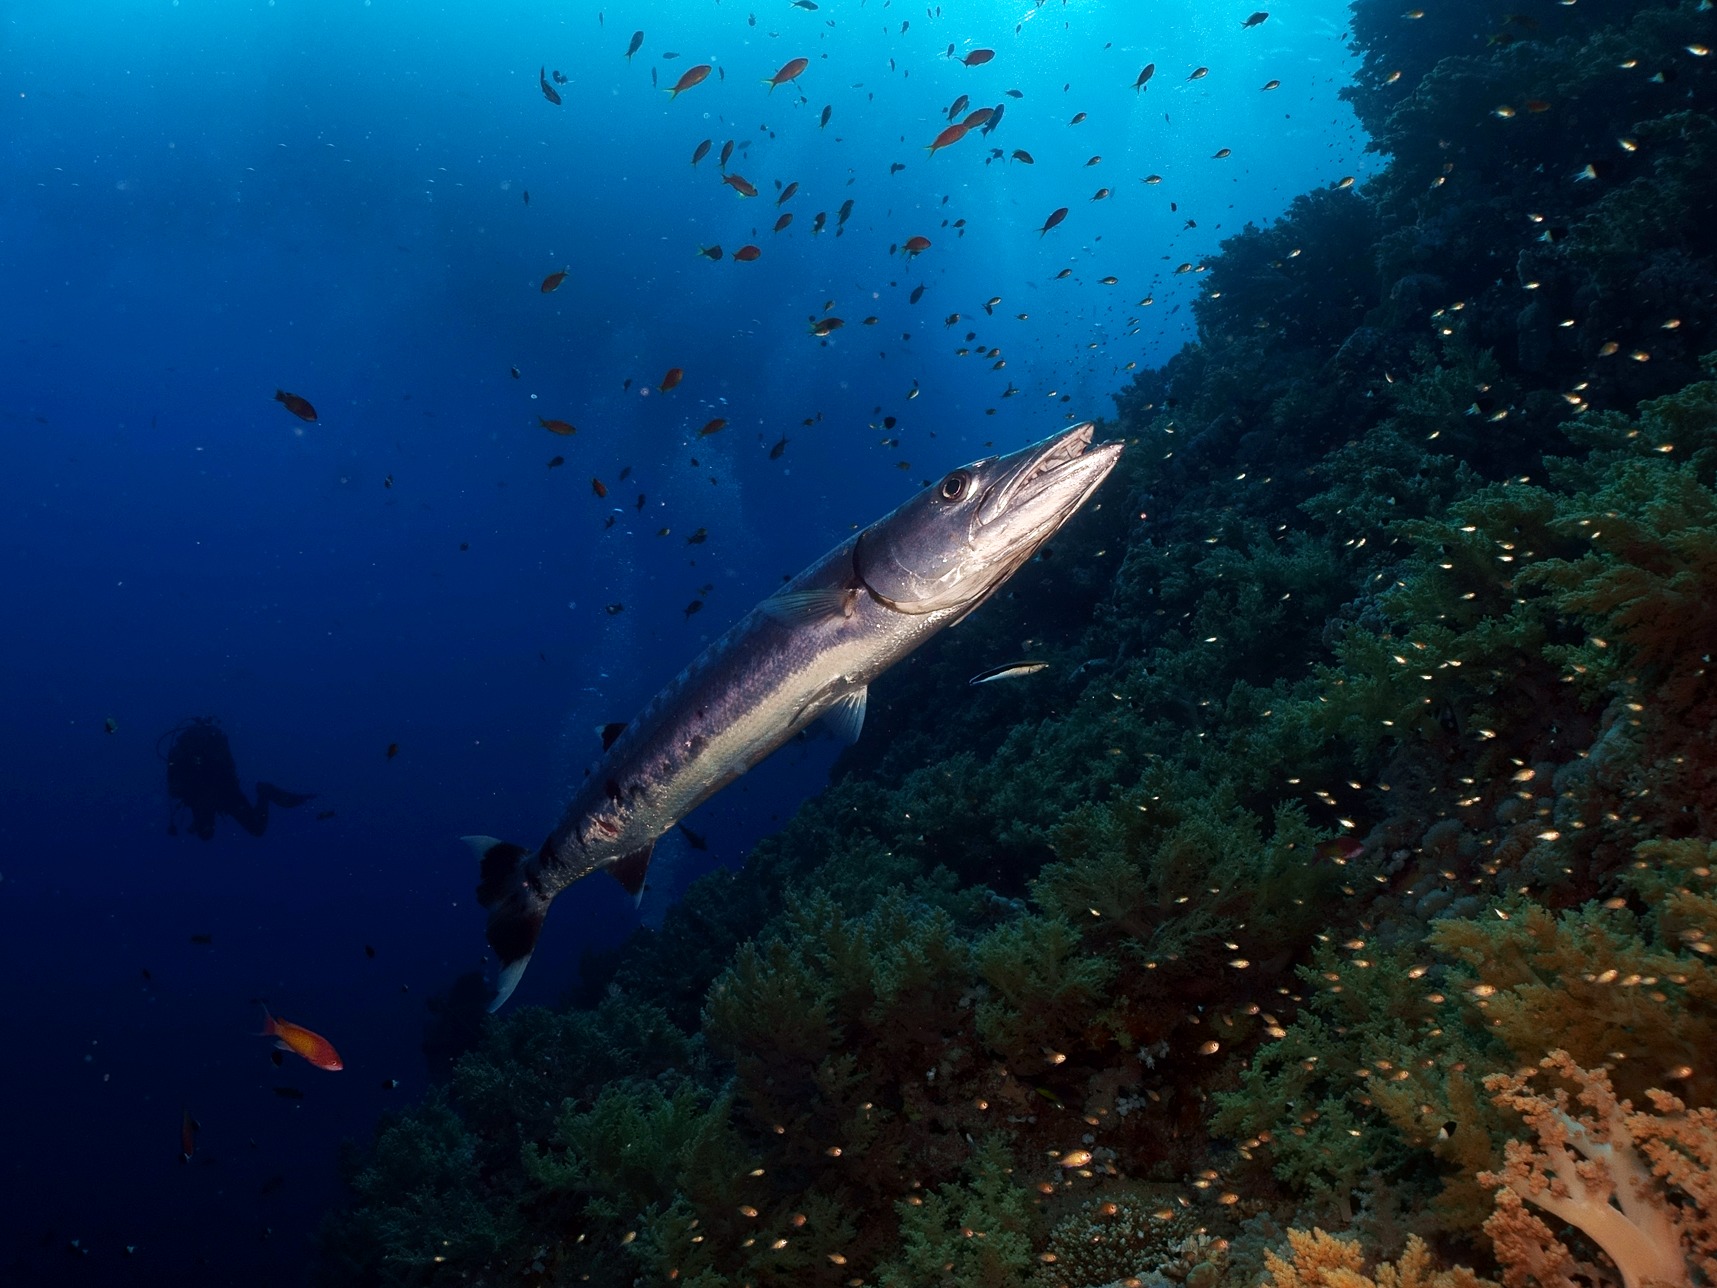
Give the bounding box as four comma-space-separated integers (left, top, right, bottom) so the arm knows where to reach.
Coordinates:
855, 423, 1124, 614
975, 423, 1123, 551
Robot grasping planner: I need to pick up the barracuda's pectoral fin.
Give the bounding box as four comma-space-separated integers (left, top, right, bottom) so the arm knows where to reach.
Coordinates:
607, 841, 656, 906
760, 586, 858, 623
822, 686, 868, 743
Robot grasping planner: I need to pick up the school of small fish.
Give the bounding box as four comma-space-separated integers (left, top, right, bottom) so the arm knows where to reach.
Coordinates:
447, 0, 1358, 623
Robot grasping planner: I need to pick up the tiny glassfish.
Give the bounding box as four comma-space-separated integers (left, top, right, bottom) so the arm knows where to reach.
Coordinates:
968, 660, 1048, 685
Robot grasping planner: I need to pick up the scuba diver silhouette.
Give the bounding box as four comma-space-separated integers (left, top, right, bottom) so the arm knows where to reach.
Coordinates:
160, 717, 314, 840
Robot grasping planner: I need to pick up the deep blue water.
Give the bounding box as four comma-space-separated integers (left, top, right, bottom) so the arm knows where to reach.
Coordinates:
0, 1, 1367, 1281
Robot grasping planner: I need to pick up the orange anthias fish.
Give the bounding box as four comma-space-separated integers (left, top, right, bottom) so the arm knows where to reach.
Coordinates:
659, 367, 684, 393
261, 1009, 343, 1071
667, 64, 713, 98
903, 235, 931, 255
733, 244, 762, 261
541, 270, 568, 293
538, 416, 577, 436
722, 172, 759, 197
274, 390, 317, 422
764, 57, 809, 90
960, 48, 995, 67
926, 122, 969, 155
1038, 206, 1069, 235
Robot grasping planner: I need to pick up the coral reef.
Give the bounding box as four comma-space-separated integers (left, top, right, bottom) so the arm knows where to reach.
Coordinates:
316, 2, 1717, 1285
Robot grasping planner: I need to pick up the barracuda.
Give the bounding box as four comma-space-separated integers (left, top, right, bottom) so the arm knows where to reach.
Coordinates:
469, 422, 1123, 1008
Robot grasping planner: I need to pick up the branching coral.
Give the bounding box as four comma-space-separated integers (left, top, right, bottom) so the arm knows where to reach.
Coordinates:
1480, 1050, 1716, 1288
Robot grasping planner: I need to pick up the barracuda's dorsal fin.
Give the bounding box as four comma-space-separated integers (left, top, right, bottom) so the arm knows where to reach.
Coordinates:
760, 586, 858, 623
608, 842, 656, 905
823, 686, 868, 743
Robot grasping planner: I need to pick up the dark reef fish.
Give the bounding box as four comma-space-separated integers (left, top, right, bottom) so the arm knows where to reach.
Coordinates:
469, 424, 1123, 1007
274, 389, 317, 422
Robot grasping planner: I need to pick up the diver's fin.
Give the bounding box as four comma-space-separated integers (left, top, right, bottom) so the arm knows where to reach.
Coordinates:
760, 587, 857, 623
823, 686, 868, 743
464, 835, 548, 1012
607, 842, 656, 906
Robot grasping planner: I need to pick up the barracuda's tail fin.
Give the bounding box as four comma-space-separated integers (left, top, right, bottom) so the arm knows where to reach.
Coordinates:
466, 835, 548, 1011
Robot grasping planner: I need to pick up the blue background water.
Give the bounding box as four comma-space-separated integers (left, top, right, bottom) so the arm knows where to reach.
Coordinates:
0, 0, 1367, 1280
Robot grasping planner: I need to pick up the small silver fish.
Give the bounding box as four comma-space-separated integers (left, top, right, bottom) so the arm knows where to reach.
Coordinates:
968, 660, 1049, 686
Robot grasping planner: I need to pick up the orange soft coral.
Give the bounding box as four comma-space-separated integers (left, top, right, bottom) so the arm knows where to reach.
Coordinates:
1480, 1050, 1716, 1288
1263, 1228, 1496, 1288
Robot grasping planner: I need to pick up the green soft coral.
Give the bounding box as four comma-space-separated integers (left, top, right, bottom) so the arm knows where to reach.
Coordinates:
874, 1137, 1044, 1288
317, 1095, 522, 1284
1431, 856, 1717, 1108
523, 1079, 744, 1223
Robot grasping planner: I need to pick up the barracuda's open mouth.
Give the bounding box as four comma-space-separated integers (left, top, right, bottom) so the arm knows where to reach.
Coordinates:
852, 421, 1125, 617
979, 422, 1122, 529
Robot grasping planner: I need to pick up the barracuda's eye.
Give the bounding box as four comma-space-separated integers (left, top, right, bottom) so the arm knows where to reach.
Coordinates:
939, 471, 970, 501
